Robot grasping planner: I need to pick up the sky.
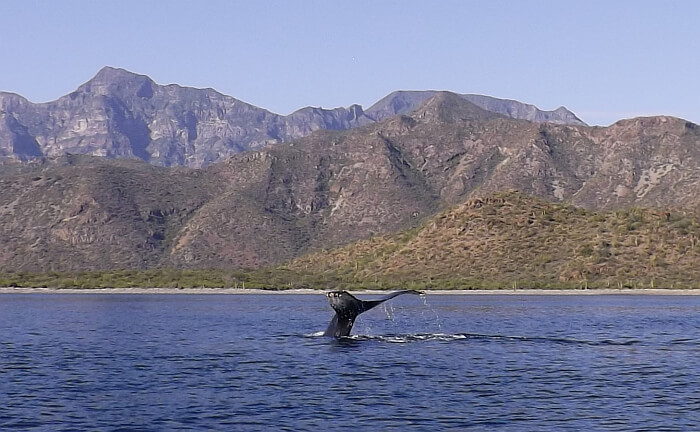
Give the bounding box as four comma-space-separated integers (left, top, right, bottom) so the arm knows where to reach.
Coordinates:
1, 0, 698, 126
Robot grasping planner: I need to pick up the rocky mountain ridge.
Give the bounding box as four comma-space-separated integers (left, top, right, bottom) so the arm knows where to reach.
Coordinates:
0, 67, 585, 167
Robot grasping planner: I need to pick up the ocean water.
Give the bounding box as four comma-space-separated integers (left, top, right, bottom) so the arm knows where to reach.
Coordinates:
1, 293, 699, 431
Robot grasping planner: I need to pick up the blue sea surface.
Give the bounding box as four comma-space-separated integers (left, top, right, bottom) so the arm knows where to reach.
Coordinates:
1, 293, 700, 431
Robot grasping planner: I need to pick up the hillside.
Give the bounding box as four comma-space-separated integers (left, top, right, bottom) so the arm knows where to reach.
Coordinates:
0, 155, 217, 271
287, 192, 700, 289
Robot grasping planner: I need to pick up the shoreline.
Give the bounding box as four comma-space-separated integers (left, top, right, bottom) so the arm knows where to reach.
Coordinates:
2, 287, 700, 295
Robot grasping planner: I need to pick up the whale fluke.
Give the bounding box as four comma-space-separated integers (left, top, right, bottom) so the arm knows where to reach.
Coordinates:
323, 290, 423, 338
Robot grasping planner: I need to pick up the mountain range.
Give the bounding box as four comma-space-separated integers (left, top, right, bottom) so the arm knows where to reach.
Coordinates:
1, 73, 699, 275
0, 67, 585, 168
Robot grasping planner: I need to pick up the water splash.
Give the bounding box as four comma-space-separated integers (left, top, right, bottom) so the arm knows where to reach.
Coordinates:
381, 303, 396, 322
303, 332, 643, 347
419, 293, 443, 332
334, 333, 470, 344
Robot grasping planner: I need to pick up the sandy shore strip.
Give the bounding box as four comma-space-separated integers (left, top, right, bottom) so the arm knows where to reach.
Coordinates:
1, 287, 700, 295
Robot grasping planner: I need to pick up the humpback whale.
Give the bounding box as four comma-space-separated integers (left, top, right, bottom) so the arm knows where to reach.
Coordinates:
323, 290, 423, 338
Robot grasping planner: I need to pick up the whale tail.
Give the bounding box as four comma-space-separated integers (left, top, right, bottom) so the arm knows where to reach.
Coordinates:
323, 290, 423, 338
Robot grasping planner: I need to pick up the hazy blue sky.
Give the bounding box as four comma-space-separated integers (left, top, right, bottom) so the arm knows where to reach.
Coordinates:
2, 0, 698, 125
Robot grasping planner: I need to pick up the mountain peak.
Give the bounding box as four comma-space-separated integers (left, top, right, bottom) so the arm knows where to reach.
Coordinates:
366, 91, 437, 121
77, 67, 155, 98
91, 66, 148, 83
366, 90, 587, 126
413, 91, 500, 123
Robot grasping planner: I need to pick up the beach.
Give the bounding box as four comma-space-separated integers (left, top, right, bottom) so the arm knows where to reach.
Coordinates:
1, 287, 700, 295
